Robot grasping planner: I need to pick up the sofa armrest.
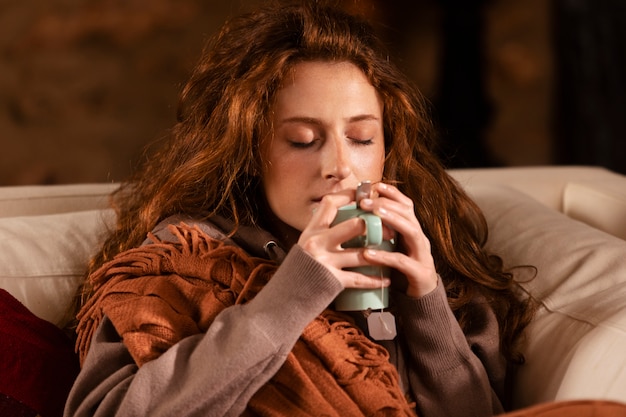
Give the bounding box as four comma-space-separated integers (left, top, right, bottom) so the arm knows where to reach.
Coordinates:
466, 182, 626, 408
449, 165, 623, 210
450, 165, 626, 240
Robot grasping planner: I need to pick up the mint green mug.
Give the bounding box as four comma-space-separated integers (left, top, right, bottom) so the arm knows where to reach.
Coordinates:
331, 204, 396, 311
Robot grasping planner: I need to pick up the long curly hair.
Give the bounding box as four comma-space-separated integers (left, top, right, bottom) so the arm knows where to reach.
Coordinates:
77, 1, 534, 363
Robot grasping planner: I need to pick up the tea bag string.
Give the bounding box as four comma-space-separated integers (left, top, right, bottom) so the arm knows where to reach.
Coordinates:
377, 268, 392, 332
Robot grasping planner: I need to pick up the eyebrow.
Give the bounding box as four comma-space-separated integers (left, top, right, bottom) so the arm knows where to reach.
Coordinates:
278, 114, 381, 126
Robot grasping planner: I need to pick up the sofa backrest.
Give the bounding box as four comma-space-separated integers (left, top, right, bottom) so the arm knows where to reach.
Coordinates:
0, 183, 118, 218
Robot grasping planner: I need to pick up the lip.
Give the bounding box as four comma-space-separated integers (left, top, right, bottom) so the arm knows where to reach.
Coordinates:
311, 192, 337, 203
310, 183, 360, 204
310, 190, 351, 204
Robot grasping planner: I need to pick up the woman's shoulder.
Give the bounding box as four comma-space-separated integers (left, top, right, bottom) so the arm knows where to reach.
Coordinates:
147, 214, 229, 245
146, 214, 287, 262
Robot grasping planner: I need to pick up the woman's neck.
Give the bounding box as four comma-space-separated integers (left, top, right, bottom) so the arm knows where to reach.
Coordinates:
260, 209, 301, 251
256, 196, 301, 251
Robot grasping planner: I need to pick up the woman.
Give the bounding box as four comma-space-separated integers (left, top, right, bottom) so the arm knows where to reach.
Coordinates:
65, 2, 534, 416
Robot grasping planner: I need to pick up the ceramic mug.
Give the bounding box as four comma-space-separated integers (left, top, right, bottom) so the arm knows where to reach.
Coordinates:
331, 203, 396, 311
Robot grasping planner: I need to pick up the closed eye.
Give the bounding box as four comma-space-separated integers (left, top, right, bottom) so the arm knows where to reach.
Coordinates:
349, 137, 374, 146
288, 139, 318, 149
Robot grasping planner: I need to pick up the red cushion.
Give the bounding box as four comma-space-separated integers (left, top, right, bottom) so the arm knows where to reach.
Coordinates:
0, 289, 80, 417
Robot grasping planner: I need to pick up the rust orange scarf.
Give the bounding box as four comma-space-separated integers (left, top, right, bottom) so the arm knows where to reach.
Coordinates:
76, 223, 416, 416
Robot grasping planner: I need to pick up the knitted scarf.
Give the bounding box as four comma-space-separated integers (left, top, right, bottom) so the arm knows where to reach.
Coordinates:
76, 223, 416, 416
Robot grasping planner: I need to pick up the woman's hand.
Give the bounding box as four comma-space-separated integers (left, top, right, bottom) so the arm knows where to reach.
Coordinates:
297, 190, 392, 291
358, 182, 439, 299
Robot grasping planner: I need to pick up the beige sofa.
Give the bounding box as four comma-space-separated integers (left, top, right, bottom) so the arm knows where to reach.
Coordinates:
1, 165, 625, 412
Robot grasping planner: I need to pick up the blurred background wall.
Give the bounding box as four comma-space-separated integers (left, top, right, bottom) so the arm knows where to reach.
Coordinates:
1, 0, 624, 185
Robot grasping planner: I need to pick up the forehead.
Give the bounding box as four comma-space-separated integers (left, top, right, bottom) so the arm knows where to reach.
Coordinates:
280, 60, 372, 91
273, 61, 382, 117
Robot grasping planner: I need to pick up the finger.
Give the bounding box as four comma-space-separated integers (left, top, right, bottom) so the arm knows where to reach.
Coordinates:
362, 249, 437, 296
360, 197, 425, 249
365, 198, 416, 232
378, 206, 428, 248
300, 219, 367, 255
338, 269, 391, 289
359, 189, 429, 257
310, 190, 355, 229
328, 217, 368, 249
362, 248, 418, 277
360, 184, 415, 224
371, 182, 413, 207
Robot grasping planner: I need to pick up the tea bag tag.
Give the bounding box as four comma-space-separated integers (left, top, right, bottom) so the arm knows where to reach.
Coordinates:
367, 311, 397, 340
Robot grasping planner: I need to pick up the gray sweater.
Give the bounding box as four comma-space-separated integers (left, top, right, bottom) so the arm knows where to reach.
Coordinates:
64, 218, 506, 417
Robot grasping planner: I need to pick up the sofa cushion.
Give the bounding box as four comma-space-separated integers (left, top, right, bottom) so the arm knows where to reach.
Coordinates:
0, 288, 80, 417
0, 209, 115, 327
466, 184, 626, 409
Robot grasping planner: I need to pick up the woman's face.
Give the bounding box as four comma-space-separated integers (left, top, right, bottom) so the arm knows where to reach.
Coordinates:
261, 61, 385, 231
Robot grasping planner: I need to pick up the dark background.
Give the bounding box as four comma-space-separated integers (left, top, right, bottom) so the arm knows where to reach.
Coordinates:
1, 0, 624, 185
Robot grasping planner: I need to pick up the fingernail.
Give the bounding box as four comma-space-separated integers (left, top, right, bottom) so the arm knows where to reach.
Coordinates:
360, 198, 373, 207
366, 249, 377, 256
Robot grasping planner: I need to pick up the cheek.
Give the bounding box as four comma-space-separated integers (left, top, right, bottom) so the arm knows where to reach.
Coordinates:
263, 154, 307, 190
262, 175, 311, 232
261, 155, 304, 207
376, 150, 386, 177
355, 145, 385, 180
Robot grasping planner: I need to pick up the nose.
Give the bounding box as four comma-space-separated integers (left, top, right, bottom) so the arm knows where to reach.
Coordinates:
322, 137, 352, 181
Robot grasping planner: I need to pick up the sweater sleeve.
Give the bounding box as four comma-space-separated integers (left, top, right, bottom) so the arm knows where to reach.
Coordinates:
392, 278, 506, 417
64, 245, 343, 417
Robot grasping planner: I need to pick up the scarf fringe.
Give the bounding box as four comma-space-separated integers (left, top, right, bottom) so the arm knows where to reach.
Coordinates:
76, 223, 273, 364
306, 311, 415, 416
